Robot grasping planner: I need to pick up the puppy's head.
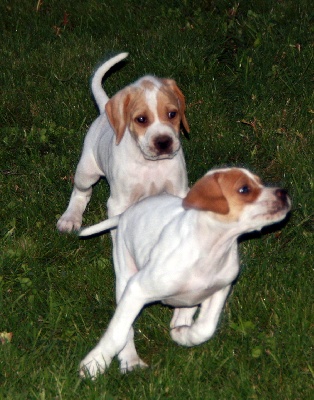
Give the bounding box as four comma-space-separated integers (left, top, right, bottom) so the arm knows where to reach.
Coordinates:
105, 76, 189, 160
183, 168, 291, 231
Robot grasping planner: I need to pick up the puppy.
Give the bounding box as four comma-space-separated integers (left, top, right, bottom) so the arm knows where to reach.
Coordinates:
78, 167, 291, 378
57, 52, 189, 232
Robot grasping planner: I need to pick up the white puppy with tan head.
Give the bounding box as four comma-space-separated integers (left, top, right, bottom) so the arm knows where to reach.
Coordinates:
57, 52, 189, 232
78, 167, 291, 378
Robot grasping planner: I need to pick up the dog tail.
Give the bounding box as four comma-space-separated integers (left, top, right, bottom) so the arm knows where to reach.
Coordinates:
91, 52, 129, 113
79, 215, 120, 237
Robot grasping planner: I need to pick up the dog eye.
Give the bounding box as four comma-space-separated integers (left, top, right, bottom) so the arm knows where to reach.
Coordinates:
238, 185, 251, 194
168, 111, 177, 119
136, 116, 147, 124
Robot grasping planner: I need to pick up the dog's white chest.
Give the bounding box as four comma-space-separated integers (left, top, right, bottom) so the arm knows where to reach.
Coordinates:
161, 246, 239, 308
162, 285, 224, 307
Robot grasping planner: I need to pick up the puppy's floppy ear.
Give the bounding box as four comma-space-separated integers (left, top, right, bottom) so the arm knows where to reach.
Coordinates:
105, 89, 131, 144
182, 173, 229, 214
162, 79, 190, 134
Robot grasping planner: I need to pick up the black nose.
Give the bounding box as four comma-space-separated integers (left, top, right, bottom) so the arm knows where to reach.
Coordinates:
154, 135, 173, 154
275, 189, 288, 203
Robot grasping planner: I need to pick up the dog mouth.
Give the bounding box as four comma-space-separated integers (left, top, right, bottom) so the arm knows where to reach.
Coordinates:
252, 189, 291, 222
270, 204, 290, 214
252, 203, 290, 222
143, 150, 179, 161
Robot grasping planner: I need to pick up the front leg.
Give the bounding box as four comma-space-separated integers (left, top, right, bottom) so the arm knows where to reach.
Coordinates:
57, 151, 102, 232
114, 259, 148, 373
79, 278, 146, 379
170, 285, 231, 347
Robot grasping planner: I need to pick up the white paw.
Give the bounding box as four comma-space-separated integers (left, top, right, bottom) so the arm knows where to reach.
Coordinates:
170, 325, 193, 347
119, 356, 148, 374
79, 350, 112, 379
57, 213, 82, 233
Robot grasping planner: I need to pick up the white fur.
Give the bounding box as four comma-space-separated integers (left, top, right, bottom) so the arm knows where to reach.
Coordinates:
78, 167, 291, 378
91, 52, 129, 112
57, 53, 189, 232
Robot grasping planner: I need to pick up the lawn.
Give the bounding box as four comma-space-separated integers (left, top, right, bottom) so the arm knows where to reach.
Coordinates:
0, 0, 313, 398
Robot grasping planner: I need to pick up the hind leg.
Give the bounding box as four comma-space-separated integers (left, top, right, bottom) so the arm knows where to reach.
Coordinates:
171, 286, 230, 347
170, 306, 198, 329
57, 150, 103, 232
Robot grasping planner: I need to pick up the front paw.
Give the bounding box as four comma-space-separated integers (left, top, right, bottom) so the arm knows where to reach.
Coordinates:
79, 349, 112, 379
57, 213, 82, 233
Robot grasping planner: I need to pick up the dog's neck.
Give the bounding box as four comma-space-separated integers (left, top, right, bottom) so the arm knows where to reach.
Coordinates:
191, 211, 248, 255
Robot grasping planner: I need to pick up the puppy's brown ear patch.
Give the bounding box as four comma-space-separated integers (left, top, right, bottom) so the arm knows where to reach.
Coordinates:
182, 173, 229, 214
162, 79, 190, 134
105, 89, 131, 144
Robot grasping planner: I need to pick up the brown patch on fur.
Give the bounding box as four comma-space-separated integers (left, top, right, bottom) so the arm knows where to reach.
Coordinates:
148, 182, 159, 196
106, 87, 156, 143
140, 79, 157, 90
183, 169, 262, 221
128, 95, 155, 139
159, 79, 190, 133
183, 173, 229, 214
105, 77, 189, 145
128, 183, 145, 204
129, 182, 160, 204
164, 180, 175, 194
105, 88, 133, 144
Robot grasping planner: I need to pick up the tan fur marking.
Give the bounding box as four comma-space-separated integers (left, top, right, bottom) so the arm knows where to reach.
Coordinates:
183, 170, 262, 221
128, 94, 155, 139
183, 173, 229, 214
140, 79, 157, 90
164, 180, 175, 195
216, 170, 261, 222
156, 90, 181, 134
159, 79, 190, 133
106, 77, 189, 145
129, 182, 160, 204
105, 88, 133, 144
128, 183, 145, 204
106, 87, 157, 142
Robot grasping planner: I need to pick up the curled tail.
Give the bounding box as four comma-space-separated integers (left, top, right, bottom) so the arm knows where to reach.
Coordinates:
79, 215, 120, 237
91, 52, 129, 113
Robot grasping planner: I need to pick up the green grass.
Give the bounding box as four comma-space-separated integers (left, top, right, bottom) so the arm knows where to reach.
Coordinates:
1, 0, 313, 398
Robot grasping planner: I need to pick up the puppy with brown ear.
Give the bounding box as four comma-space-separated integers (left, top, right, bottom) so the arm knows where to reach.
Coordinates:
57, 52, 189, 233
78, 167, 291, 378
